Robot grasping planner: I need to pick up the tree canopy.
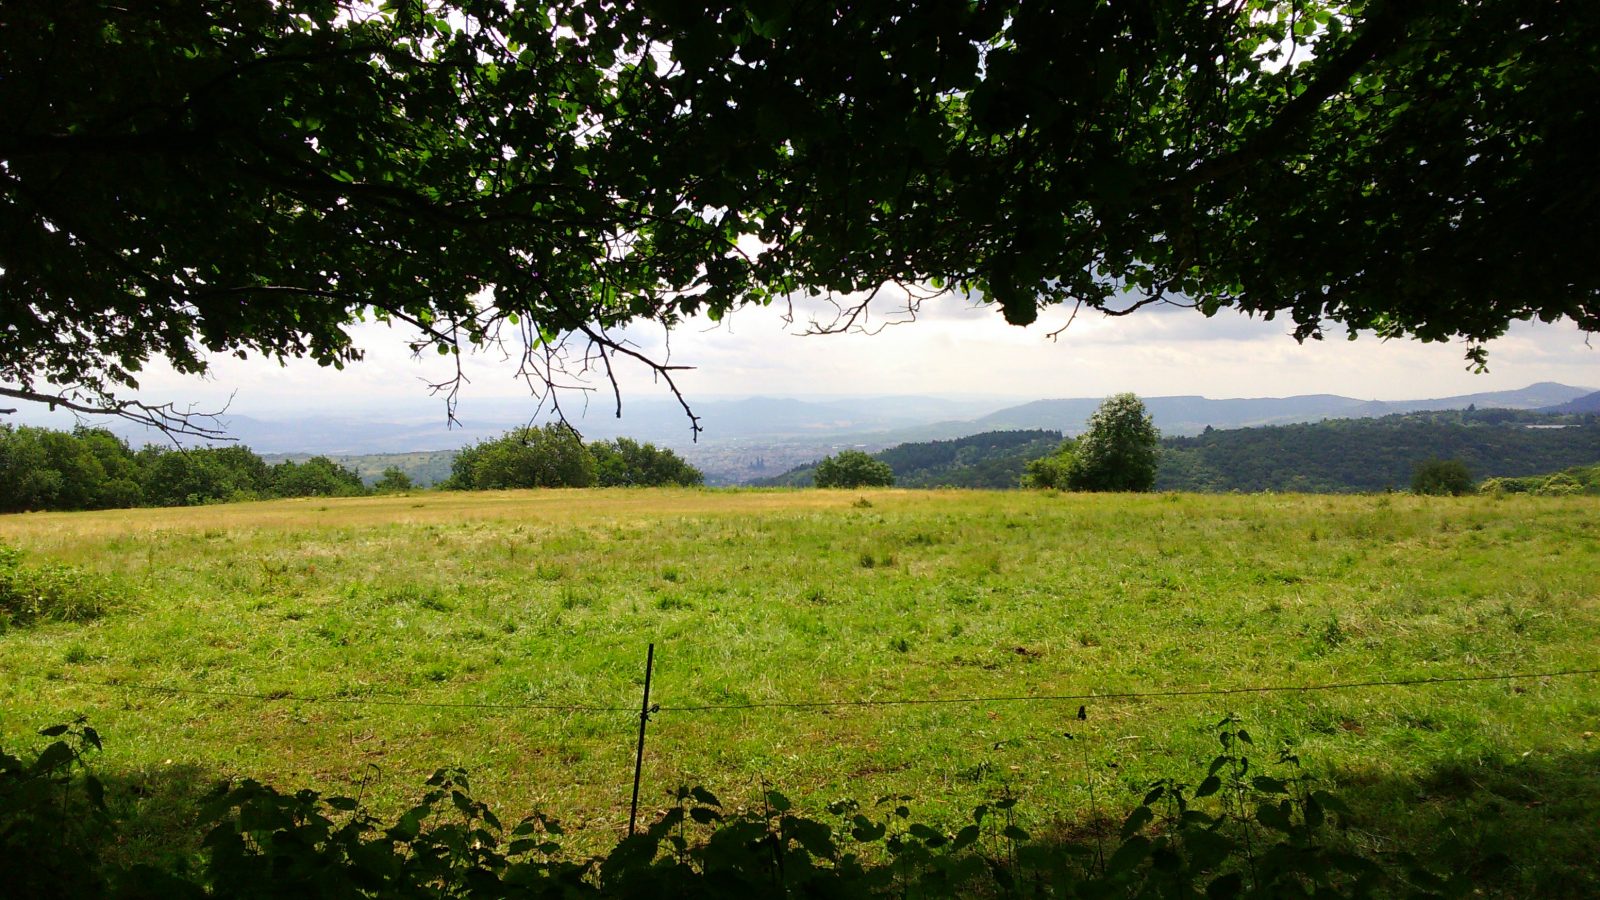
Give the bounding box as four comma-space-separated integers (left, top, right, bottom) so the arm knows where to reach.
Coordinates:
1411, 457, 1475, 496
590, 438, 704, 487
814, 450, 896, 489
5, 1, 1596, 433
0, 425, 369, 511
447, 425, 597, 490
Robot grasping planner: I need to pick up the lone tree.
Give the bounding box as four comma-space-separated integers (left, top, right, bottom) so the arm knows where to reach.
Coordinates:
1411, 458, 1474, 496
1070, 394, 1161, 492
373, 467, 416, 493
815, 451, 895, 489
4, 2, 1596, 434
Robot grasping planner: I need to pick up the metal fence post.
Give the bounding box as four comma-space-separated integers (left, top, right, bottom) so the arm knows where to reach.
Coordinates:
628, 643, 655, 836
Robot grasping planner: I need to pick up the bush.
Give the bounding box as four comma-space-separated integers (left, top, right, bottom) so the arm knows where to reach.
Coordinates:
815, 450, 895, 488
1022, 439, 1078, 488
0, 715, 1461, 898
0, 547, 115, 631
0, 719, 112, 898
1532, 472, 1583, 496
1411, 458, 1474, 496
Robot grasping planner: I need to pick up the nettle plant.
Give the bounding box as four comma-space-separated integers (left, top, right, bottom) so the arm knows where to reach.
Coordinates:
2, 715, 1475, 898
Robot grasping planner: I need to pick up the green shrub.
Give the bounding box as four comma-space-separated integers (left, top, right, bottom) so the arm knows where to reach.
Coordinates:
1411, 457, 1474, 496
1533, 473, 1583, 496
0, 547, 115, 630
0, 718, 112, 898
1022, 439, 1078, 488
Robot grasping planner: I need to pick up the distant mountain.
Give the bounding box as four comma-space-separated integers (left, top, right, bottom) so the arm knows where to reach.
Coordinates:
1540, 389, 1600, 415
966, 382, 1595, 437
37, 382, 1592, 485
203, 395, 1015, 454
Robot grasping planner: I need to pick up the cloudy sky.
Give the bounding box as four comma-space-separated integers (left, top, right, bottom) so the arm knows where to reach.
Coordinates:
61, 289, 1592, 426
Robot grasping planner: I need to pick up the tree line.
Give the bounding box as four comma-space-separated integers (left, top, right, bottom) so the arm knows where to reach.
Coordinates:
0, 425, 376, 513
0, 424, 701, 513
748, 402, 1600, 495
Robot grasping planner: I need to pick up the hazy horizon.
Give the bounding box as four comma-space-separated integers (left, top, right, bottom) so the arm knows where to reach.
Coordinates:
10, 297, 1598, 430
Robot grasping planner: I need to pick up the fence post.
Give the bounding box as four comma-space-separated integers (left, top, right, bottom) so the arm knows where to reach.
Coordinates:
628, 643, 656, 836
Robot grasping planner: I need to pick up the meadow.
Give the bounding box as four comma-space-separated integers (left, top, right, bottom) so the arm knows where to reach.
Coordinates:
1, 489, 1597, 891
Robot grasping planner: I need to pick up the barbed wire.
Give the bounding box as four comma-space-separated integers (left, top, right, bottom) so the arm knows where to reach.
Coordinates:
6, 665, 1596, 715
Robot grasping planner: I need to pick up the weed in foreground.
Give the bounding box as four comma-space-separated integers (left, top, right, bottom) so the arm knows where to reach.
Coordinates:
0, 716, 1491, 898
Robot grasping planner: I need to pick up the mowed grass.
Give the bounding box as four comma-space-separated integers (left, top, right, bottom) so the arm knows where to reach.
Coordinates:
1, 489, 1597, 888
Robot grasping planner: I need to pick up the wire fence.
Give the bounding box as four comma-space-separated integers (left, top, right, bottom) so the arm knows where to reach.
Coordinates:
10, 657, 1598, 835
8, 662, 1598, 715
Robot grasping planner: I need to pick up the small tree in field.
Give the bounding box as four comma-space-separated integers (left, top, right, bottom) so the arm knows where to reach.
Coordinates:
1069, 394, 1160, 492
1412, 458, 1474, 496
374, 467, 415, 493
815, 450, 894, 488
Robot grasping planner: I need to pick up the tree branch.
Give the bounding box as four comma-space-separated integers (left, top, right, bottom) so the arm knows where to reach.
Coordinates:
1169, 0, 1409, 193
0, 386, 233, 442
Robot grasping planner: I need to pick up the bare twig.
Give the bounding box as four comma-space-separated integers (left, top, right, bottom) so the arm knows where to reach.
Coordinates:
0, 385, 232, 442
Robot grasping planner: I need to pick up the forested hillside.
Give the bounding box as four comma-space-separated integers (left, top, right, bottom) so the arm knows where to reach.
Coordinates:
1157, 410, 1600, 492
756, 411, 1600, 494
758, 430, 1061, 488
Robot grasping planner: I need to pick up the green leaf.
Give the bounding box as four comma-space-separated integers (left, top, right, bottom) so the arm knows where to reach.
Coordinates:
1250, 776, 1287, 794
1206, 872, 1245, 898
1254, 800, 1293, 833
1121, 805, 1154, 840
31, 741, 74, 775
1106, 835, 1151, 875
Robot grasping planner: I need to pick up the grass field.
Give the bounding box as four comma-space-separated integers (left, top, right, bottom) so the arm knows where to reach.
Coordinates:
2, 489, 1597, 891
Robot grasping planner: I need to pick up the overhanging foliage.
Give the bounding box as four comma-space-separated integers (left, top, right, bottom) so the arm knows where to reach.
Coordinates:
4, 1, 1596, 433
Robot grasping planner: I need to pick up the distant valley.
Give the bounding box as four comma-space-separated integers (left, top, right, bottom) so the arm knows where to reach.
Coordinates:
44, 382, 1599, 486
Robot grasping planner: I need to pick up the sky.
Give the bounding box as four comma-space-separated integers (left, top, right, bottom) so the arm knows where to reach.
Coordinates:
17, 291, 1598, 429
